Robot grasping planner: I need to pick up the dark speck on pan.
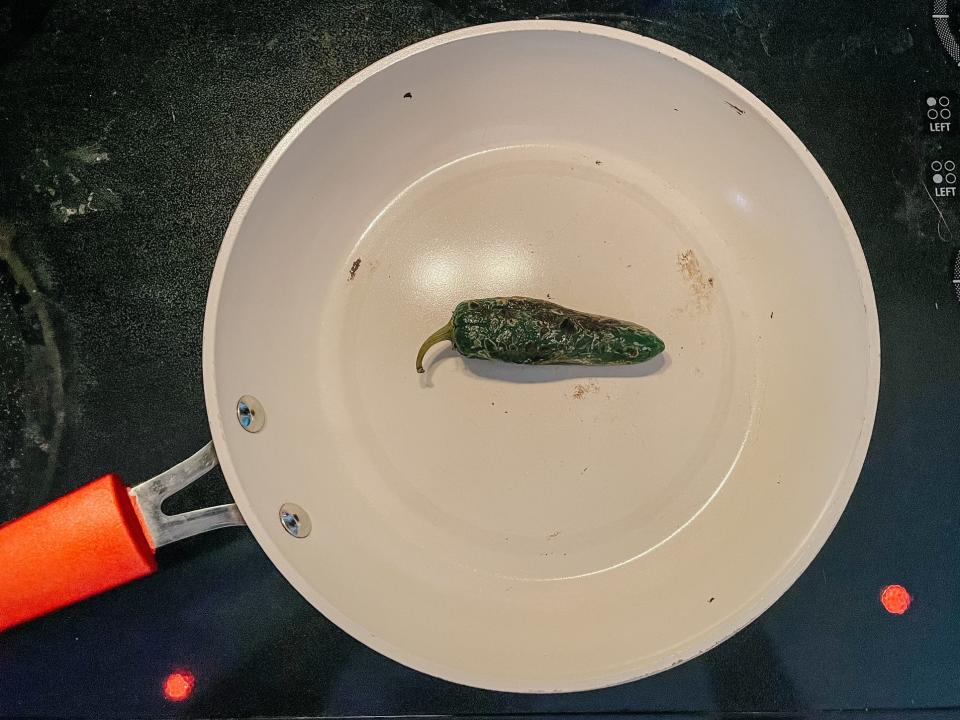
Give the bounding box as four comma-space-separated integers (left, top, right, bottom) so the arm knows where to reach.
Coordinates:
348, 257, 361, 281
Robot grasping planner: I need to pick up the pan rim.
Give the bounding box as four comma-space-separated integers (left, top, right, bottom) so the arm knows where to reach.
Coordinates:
202, 19, 881, 692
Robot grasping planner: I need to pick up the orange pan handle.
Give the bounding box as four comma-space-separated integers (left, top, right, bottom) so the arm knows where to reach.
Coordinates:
0, 474, 157, 632
0, 443, 243, 632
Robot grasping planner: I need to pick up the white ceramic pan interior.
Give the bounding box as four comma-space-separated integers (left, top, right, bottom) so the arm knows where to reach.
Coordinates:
203, 21, 880, 692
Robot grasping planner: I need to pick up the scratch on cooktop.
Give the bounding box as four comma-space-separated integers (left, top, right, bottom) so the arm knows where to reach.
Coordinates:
920, 174, 952, 242
0, 226, 65, 492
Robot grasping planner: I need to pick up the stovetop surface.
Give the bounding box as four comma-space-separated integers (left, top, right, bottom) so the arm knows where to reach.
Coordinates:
2, 0, 959, 717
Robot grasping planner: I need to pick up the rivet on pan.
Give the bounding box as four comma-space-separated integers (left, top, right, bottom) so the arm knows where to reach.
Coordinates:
236, 395, 265, 433
279, 503, 311, 538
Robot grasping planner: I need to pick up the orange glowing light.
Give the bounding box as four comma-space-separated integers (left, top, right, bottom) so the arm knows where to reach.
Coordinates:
880, 584, 912, 615
163, 670, 195, 702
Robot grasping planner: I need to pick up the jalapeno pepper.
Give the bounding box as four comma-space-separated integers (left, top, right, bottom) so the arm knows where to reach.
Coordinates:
416, 297, 664, 373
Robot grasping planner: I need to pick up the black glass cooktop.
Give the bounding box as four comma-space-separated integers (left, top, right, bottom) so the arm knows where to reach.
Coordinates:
2, 0, 959, 717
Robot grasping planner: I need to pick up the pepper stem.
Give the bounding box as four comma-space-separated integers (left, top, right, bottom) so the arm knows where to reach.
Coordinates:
416, 320, 453, 373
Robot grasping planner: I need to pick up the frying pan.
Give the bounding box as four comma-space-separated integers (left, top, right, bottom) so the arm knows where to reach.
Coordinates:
0, 21, 880, 692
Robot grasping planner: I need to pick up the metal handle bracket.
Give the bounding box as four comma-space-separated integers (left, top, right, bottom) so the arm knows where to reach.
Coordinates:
129, 443, 244, 548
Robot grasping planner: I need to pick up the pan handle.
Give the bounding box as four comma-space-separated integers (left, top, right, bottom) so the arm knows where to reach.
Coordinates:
128, 443, 245, 548
0, 443, 244, 632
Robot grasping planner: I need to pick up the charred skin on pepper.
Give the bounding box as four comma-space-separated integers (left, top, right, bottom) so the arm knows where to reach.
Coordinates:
416, 297, 664, 373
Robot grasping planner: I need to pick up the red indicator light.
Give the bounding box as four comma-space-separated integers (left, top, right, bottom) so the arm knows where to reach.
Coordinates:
163, 670, 195, 702
880, 584, 912, 615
